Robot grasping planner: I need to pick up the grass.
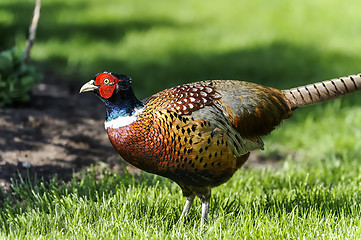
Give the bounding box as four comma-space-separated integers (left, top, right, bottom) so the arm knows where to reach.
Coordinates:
1, 0, 361, 238
1, 159, 361, 239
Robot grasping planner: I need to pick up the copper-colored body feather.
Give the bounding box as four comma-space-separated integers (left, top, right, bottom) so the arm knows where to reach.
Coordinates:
80, 72, 361, 225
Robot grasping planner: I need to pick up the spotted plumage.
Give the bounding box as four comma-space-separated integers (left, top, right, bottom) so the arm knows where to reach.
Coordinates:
142, 83, 222, 116
80, 72, 361, 225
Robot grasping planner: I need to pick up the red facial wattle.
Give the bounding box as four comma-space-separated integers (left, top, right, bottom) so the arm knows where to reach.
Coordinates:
95, 73, 120, 99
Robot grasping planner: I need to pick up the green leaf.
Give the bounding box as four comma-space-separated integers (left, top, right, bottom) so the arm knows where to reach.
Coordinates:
0, 46, 40, 107
0, 49, 14, 74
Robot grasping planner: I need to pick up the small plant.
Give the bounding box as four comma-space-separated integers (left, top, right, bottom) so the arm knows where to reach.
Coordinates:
0, 0, 42, 107
0, 47, 41, 107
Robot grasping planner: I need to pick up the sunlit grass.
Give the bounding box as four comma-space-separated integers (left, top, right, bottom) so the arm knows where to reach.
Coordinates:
1, 158, 361, 239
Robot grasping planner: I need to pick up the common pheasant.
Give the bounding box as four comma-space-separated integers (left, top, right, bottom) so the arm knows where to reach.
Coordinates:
80, 72, 361, 225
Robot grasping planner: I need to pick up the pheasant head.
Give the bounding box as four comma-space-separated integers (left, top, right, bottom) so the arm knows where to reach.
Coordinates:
80, 72, 143, 127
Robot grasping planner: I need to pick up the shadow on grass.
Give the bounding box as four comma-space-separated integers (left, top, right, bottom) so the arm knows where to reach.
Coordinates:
0, 1, 186, 48
38, 42, 359, 106
2, 1, 360, 95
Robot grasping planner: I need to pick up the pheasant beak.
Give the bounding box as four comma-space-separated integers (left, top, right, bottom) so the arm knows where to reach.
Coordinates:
79, 80, 99, 93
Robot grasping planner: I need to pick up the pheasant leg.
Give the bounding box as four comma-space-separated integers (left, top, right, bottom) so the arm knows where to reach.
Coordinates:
179, 195, 195, 222
200, 195, 210, 226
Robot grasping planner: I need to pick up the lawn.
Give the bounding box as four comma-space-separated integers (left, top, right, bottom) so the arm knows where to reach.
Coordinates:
1, 0, 361, 238
1, 161, 361, 239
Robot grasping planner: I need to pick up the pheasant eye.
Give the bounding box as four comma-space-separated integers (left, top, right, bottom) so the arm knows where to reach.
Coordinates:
103, 78, 110, 84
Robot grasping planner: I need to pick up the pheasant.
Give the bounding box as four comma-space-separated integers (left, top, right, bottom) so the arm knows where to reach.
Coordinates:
80, 72, 361, 225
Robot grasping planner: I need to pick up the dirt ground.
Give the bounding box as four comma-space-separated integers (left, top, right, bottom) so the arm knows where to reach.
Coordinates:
0, 75, 280, 192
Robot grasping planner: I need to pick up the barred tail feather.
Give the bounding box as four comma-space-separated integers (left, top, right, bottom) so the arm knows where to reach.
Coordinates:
282, 74, 361, 109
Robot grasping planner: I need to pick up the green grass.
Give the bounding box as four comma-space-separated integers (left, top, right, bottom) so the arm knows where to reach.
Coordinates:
1, 0, 361, 238
1, 159, 361, 239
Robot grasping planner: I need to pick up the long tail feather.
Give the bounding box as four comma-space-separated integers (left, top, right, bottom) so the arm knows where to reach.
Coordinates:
282, 74, 361, 109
